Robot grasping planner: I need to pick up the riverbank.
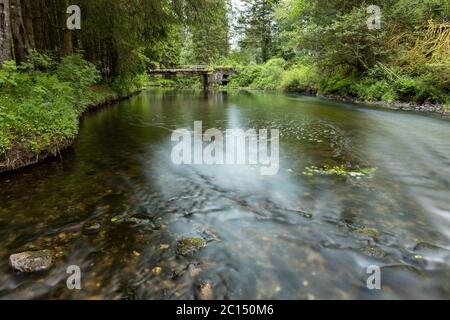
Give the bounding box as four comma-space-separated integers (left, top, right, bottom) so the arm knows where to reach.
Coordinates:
0, 87, 141, 174
316, 93, 450, 117
222, 58, 449, 114
0, 53, 146, 174
224, 85, 450, 117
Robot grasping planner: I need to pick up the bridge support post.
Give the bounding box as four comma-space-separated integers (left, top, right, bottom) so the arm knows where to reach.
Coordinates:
202, 73, 212, 89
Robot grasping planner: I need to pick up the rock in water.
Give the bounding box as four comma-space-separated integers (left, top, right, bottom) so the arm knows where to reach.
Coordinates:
82, 221, 101, 235
196, 282, 214, 300
176, 237, 207, 256
9, 250, 54, 273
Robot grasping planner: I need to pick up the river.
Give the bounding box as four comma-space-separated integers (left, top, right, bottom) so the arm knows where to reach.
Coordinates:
0, 89, 449, 299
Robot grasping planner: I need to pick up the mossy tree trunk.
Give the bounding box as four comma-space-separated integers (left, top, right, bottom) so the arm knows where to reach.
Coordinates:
9, 0, 29, 63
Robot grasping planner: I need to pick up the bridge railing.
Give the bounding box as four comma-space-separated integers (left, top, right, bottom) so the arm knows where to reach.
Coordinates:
185, 65, 208, 70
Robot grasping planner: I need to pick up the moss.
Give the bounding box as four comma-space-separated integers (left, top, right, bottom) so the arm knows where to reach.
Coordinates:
360, 246, 388, 258
355, 227, 380, 238
176, 237, 207, 256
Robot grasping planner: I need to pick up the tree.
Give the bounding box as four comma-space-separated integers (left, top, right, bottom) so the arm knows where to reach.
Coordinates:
1, 0, 224, 74
181, 0, 230, 65
9, 0, 30, 63
0, 0, 12, 65
237, 0, 279, 63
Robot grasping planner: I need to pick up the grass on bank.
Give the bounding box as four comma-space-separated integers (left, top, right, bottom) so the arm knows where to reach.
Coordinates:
0, 51, 145, 171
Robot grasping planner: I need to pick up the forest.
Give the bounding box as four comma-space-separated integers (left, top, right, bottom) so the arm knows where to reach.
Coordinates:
0, 0, 449, 170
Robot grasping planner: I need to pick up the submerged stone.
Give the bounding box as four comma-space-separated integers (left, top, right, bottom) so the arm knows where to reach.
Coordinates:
125, 217, 152, 225
152, 266, 162, 275
360, 246, 388, 258
82, 220, 102, 235
297, 209, 313, 219
124, 215, 156, 229
9, 250, 54, 273
355, 227, 380, 238
303, 165, 377, 178
188, 264, 203, 278
196, 282, 214, 300
199, 228, 220, 242
413, 241, 446, 253
176, 237, 207, 256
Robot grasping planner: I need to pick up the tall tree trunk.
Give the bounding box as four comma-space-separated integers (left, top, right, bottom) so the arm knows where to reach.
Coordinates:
30, 0, 44, 51
21, 0, 34, 48
61, 0, 72, 54
10, 0, 29, 63
0, 0, 12, 65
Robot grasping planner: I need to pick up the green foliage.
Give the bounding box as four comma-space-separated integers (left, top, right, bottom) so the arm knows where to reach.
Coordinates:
320, 75, 358, 97
229, 64, 264, 87
355, 79, 398, 102
57, 54, 101, 113
250, 58, 286, 89
394, 76, 423, 101
72, 0, 222, 74
393, 76, 447, 103
0, 54, 135, 163
280, 64, 319, 93
184, 0, 230, 64
0, 61, 22, 87
27, 49, 54, 70
264, 0, 450, 103
237, 0, 279, 63
0, 59, 78, 156
112, 72, 147, 96
57, 54, 100, 88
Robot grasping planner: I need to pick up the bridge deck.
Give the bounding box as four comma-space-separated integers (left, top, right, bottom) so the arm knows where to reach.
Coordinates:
148, 68, 211, 75
148, 66, 235, 88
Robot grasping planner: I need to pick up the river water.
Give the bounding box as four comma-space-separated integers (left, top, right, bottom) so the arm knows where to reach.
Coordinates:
1, 89, 449, 299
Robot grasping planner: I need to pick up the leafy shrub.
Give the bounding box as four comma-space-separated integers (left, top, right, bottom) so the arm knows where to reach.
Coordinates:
394, 76, 421, 100
1, 54, 113, 161
27, 49, 54, 70
57, 54, 100, 88
355, 78, 398, 102
0, 61, 78, 155
0, 60, 33, 90
280, 64, 319, 93
112, 72, 146, 96
319, 74, 358, 96
57, 54, 101, 112
250, 58, 286, 90
393, 75, 447, 103
228, 64, 263, 87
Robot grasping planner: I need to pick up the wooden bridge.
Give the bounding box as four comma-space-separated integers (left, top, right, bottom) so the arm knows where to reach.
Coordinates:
148, 65, 235, 88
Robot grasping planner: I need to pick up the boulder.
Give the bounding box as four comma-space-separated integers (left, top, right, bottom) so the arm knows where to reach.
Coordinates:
176, 237, 207, 256
9, 250, 54, 273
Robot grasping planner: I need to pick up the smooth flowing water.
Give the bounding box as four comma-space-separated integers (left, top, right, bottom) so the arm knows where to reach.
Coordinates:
1, 89, 449, 299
